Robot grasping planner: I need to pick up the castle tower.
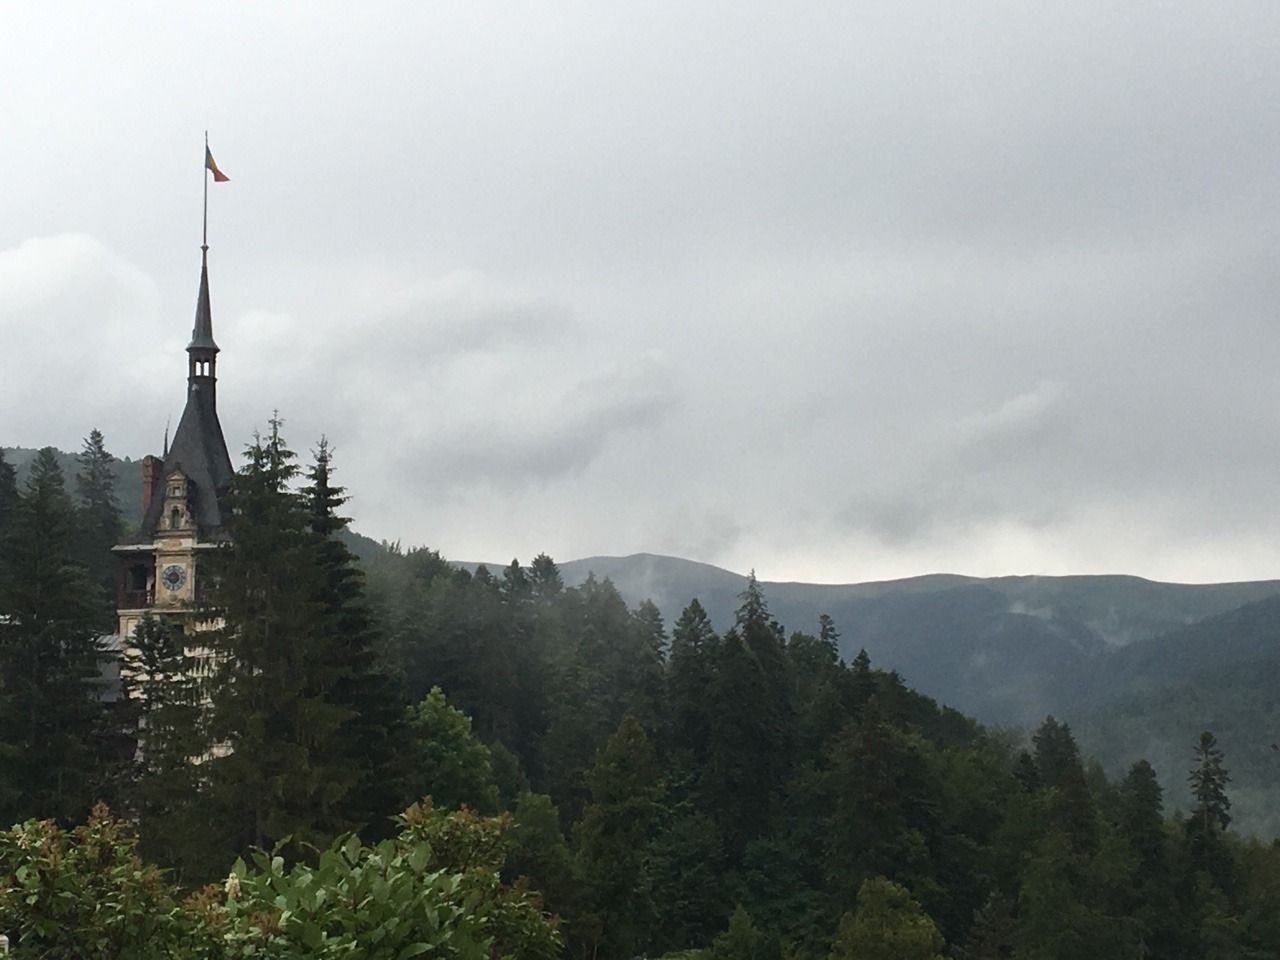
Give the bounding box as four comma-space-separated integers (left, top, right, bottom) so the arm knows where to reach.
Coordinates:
113, 245, 234, 643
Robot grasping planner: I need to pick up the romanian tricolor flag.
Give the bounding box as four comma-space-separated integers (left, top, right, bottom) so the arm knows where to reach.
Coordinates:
205, 146, 230, 182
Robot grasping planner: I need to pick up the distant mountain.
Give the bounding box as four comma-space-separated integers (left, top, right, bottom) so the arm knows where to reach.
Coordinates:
561, 553, 1279, 647
555, 553, 1280, 725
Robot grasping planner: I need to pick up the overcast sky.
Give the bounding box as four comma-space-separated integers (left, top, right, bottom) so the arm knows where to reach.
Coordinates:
4, 2, 1280, 583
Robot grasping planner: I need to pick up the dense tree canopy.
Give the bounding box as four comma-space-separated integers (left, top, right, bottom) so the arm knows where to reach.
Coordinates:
3, 422, 1280, 958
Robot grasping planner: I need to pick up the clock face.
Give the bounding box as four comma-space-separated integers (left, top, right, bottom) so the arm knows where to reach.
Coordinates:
160, 564, 187, 592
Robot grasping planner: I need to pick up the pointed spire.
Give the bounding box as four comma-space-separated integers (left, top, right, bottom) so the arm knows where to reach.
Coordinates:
188, 246, 219, 353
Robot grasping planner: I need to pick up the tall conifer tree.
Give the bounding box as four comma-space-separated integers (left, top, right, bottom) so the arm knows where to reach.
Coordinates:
574, 716, 661, 960
73, 429, 123, 624
0, 449, 17, 540
0, 448, 107, 823
302, 438, 405, 834
202, 420, 355, 860
668, 599, 718, 764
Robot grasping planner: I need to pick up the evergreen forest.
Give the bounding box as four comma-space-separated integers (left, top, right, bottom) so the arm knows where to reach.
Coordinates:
2, 428, 1280, 958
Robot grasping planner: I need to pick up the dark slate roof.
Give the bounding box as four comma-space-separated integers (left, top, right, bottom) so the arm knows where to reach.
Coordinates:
135, 382, 234, 540
133, 251, 234, 542
188, 250, 219, 353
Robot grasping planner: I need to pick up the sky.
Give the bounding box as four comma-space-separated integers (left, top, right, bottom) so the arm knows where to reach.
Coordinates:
4, 2, 1280, 584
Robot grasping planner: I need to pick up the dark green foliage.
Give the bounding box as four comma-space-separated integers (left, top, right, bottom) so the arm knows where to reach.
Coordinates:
705, 630, 777, 859
572, 716, 661, 960
822, 702, 942, 915
712, 906, 781, 960
529, 552, 564, 601
73, 429, 123, 626
0, 802, 562, 960
667, 598, 718, 763
0, 448, 108, 824
1187, 730, 1235, 894
828, 877, 945, 960
10, 431, 1280, 958
1190, 730, 1232, 835
1032, 715, 1097, 852
349, 548, 1280, 959
403, 686, 500, 812
504, 790, 577, 921
957, 893, 1015, 959
118, 614, 208, 877
199, 421, 372, 865
648, 801, 728, 951
0, 448, 18, 540
0, 805, 212, 959
301, 438, 405, 833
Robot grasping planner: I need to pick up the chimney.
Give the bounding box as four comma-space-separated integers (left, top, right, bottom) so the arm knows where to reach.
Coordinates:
141, 455, 163, 516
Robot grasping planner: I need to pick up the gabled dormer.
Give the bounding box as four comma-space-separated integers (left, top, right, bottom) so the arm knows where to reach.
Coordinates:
159, 469, 194, 535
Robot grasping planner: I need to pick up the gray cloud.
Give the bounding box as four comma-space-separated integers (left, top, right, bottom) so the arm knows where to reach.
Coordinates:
400, 355, 679, 489
5, 3, 1280, 582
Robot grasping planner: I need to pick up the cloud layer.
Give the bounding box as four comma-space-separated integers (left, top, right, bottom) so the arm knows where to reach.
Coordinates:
4, 3, 1280, 583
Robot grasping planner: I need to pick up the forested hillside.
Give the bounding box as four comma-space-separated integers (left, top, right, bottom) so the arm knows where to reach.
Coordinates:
561, 554, 1280, 654
4, 432, 1280, 957
1072, 596, 1280, 838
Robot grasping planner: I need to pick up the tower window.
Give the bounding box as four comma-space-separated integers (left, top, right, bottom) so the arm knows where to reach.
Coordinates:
170, 507, 182, 529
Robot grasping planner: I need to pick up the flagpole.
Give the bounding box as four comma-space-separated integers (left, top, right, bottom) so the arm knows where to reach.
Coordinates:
202, 130, 209, 253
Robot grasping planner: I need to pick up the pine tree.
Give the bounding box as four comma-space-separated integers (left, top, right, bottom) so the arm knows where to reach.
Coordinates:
727, 574, 793, 820
493, 559, 552, 780
0, 449, 18, 540
73, 429, 123, 625
787, 621, 844, 754
302, 438, 405, 834
847, 648, 877, 713
1119, 759, 1165, 870
118, 613, 209, 876
668, 599, 719, 764
627, 599, 667, 733
648, 799, 729, 951
818, 613, 840, 658
822, 701, 940, 910
1188, 731, 1231, 836
1186, 730, 1234, 894
528, 553, 564, 602
1032, 715, 1096, 852
705, 630, 777, 860
0, 448, 108, 823
1117, 760, 1182, 959
202, 420, 355, 861
574, 716, 661, 960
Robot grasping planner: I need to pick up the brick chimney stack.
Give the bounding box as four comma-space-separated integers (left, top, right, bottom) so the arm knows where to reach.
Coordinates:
141, 455, 163, 516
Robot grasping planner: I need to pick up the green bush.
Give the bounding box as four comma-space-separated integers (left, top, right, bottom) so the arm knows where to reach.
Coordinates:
0, 802, 561, 960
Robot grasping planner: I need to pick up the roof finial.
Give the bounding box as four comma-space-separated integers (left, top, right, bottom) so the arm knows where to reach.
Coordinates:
163, 416, 171, 458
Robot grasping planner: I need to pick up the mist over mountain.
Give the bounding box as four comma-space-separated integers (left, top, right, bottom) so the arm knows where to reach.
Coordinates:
554, 553, 1279, 720
551, 553, 1280, 835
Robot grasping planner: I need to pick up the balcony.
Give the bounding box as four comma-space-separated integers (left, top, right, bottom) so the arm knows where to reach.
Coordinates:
119, 589, 154, 610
